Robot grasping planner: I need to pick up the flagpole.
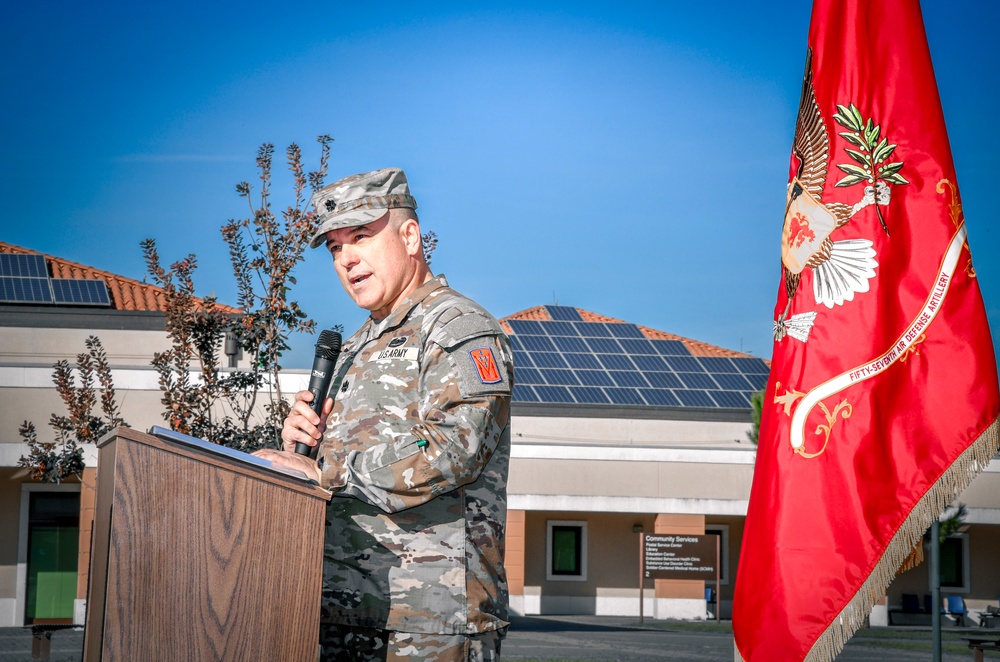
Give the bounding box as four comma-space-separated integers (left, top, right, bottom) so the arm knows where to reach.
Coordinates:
930, 519, 941, 662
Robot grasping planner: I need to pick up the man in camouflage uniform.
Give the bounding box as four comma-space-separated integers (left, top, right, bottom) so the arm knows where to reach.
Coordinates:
258, 168, 512, 661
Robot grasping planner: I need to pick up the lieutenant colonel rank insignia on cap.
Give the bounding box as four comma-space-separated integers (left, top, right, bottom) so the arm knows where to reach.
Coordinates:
469, 347, 502, 384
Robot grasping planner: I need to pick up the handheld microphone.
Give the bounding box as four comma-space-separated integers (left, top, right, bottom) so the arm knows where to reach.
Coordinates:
295, 329, 342, 456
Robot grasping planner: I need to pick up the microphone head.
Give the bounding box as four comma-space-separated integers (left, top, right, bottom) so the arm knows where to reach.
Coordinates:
315, 329, 342, 360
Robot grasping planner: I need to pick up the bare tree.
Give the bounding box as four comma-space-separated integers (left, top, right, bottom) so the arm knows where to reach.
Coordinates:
20, 136, 337, 478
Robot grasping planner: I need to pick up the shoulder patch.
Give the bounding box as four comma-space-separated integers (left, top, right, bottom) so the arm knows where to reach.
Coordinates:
470, 347, 502, 384
450, 335, 512, 398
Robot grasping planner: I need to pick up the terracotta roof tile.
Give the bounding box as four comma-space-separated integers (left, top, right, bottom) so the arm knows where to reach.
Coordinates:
501, 305, 756, 359
0, 241, 239, 314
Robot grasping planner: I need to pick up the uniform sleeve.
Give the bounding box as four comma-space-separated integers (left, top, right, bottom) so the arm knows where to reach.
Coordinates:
321, 314, 512, 513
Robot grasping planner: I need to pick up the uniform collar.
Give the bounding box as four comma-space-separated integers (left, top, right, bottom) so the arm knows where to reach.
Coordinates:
364, 274, 449, 339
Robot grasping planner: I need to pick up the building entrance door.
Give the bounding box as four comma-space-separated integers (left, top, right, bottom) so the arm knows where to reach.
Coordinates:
25, 491, 79, 624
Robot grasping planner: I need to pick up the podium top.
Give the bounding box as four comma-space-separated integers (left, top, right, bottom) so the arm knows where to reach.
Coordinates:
148, 426, 316, 483
96, 426, 331, 501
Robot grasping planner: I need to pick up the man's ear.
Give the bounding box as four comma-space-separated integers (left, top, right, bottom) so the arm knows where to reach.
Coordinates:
399, 217, 423, 257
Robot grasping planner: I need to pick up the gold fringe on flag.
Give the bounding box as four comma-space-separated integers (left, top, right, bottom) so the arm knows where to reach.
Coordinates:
735, 415, 999, 662
895, 541, 924, 574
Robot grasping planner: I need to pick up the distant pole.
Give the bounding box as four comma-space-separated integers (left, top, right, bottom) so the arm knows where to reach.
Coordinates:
931, 519, 941, 662
715, 536, 721, 624
635, 526, 645, 625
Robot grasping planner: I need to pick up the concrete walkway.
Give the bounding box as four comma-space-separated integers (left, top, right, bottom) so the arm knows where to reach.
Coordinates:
1, 617, 997, 661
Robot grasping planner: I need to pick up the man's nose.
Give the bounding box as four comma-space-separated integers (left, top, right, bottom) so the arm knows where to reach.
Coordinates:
337, 243, 360, 268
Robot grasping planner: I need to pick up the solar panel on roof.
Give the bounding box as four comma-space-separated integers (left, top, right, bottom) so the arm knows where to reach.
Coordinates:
513, 384, 541, 402
585, 337, 624, 354
677, 372, 719, 390
732, 357, 771, 375
609, 371, 650, 388
663, 355, 706, 372
575, 370, 615, 387
674, 390, 717, 407
712, 373, 754, 391
652, 339, 691, 356
519, 334, 558, 352
630, 355, 669, 372
51, 279, 111, 306
534, 385, 575, 403
508, 319, 546, 335
617, 339, 657, 355
569, 387, 612, 404
742, 373, 768, 390
699, 357, 739, 373
640, 389, 681, 406
574, 322, 612, 337
541, 369, 580, 386
645, 371, 683, 389
0, 276, 54, 303
0, 253, 48, 278
513, 350, 535, 368
564, 353, 602, 370
515, 367, 545, 385
711, 391, 753, 408
607, 324, 646, 339
531, 352, 571, 369
551, 336, 589, 353
507, 306, 754, 411
605, 387, 645, 405
542, 321, 580, 336
596, 354, 636, 371
546, 305, 583, 321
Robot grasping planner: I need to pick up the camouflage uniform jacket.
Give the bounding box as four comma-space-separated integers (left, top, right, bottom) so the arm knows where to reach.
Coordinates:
317, 275, 512, 635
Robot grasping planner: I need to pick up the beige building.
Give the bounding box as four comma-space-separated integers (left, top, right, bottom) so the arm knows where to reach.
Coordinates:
498, 305, 1000, 626
0, 241, 249, 626
1, 242, 998, 630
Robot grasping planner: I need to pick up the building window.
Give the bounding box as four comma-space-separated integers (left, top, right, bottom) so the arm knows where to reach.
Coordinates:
939, 533, 970, 593
705, 525, 730, 585
546, 520, 587, 582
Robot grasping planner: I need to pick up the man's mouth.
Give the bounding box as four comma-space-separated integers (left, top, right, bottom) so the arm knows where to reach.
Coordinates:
351, 274, 370, 286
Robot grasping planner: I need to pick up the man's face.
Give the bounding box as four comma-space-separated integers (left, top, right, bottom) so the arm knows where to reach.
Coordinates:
324, 214, 417, 321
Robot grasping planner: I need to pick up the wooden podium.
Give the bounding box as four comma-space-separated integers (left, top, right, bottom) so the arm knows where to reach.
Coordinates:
83, 427, 331, 662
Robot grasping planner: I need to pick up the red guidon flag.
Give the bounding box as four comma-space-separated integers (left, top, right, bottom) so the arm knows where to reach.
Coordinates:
733, 1, 1000, 660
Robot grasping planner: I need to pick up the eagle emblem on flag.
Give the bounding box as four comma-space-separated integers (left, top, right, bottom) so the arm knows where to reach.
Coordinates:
775, 50, 907, 343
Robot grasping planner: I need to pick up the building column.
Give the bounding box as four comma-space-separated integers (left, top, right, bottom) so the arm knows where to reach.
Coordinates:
506, 509, 526, 616
74, 468, 97, 625
870, 593, 888, 627
653, 513, 706, 620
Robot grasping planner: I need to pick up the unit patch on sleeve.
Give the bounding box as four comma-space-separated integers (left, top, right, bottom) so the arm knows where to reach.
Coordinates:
470, 347, 502, 384
449, 337, 511, 398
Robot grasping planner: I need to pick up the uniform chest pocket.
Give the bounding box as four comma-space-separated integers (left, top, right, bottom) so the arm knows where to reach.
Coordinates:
338, 342, 422, 406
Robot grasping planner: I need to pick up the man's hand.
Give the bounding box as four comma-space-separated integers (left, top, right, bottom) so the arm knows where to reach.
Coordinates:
281, 389, 334, 453
252, 448, 322, 484
251, 389, 333, 485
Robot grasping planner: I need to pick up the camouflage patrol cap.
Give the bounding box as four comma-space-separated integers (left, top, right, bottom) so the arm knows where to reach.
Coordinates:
309, 167, 418, 248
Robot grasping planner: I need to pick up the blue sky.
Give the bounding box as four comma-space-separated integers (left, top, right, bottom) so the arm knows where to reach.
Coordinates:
2, 1, 997, 368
